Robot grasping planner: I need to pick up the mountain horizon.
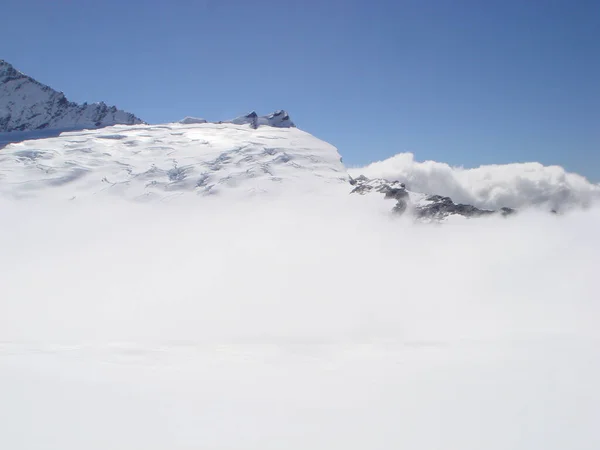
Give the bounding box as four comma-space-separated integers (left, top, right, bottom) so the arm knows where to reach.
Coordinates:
0, 59, 144, 133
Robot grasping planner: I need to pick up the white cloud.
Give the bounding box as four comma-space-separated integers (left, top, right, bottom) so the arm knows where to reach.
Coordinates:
350, 153, 600, 211
1, 195, 599, 449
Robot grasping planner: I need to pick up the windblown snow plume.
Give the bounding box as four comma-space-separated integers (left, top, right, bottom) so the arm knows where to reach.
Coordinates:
350, 152, 600, 211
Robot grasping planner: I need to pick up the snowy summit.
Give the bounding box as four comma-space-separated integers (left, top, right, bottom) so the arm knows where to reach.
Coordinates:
0, 60, 144, 133
0, 121, 347, 200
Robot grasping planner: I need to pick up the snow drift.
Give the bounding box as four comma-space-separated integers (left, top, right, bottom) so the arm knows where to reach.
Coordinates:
350, 152, 600, 211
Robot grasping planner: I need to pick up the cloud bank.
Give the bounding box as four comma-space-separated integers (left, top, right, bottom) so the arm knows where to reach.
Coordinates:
1, 196, 599, 449
350, 153, 600, 211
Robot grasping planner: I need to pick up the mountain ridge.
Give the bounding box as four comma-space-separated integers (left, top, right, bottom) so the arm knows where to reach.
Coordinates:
0, 59, 144, 133
0, 119, 520, 221
179, 110, 296, 129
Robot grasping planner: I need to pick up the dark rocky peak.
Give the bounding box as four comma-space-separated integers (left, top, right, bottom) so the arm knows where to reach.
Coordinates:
350, 175, 516, 221
228, 110, 296, 129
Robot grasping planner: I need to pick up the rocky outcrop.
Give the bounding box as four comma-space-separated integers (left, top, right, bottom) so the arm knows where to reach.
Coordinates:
228, 110, 295, 129
179, 117, 207, 125
350, 175, 516, 221
414, 195, 515, 220
179, 111, 296, 129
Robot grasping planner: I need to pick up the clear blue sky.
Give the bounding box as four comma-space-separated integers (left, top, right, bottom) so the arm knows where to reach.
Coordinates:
2, 0, 599, 180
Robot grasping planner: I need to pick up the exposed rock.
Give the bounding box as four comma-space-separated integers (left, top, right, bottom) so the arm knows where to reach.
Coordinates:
228, 110, 295, 129
350, 175, 516, 221
415, 195, 494, 220
179, 111, 295, 129
179, 117, 207, 125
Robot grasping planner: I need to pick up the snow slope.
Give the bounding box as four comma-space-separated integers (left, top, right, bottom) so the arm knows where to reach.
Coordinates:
0, 122, 347, 200
0, 60, 143, 133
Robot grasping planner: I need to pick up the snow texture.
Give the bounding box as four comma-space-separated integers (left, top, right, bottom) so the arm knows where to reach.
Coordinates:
0, 122, 347, 200
351, 152, 600, 211
0, 59, 144, 133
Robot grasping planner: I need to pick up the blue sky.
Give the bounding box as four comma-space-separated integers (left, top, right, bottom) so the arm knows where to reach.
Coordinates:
2, 0, 599, 180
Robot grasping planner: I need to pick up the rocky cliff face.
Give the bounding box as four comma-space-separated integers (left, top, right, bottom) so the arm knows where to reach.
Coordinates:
350, 175, 515, 221
0, 60, 144, 133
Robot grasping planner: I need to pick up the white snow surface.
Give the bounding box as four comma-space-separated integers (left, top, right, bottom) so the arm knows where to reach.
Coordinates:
0, 122, 348, 200
351, 152, 600, 211
0, 60, 143, 132
1, 122, 599, 449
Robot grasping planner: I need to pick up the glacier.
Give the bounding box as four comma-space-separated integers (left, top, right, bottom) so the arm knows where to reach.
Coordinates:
0, 122, 347, 200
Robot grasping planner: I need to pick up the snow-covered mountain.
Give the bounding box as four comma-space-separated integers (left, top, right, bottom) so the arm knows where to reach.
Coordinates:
0, 118, 532, 220
0, 60, 144, 133
0, 121, 347, 200
0, 109, 587, 220
2, 94, 599, 450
